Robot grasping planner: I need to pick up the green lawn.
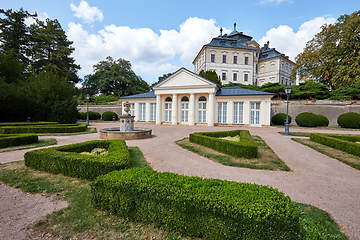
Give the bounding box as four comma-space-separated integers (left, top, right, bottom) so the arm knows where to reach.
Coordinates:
0, 139, 57, 152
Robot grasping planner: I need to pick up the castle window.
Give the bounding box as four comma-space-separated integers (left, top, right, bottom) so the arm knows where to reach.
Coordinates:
211, 54, 215, 63
233, 72, 237, 81
222, 55, 226, 63
245, 56, 249, 65
233, 56, 237, 64
222, 72, 226, 81
244, 73, 249, 82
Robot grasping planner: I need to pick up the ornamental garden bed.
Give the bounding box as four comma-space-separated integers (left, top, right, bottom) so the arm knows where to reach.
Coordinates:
0, 123, 87, 134
25, 140, 130, 180
91, 168, 300, 239
0, 134, 38, 148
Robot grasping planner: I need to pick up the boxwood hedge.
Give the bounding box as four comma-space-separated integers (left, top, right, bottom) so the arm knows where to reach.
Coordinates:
0, 122, 56, 126
295, 112, 329, 127
310, 133, 360, 157
0, 134, 38, 148
102, 111, 118, 121
25, 140, 130, 180
91, 169, 301, 239
271, 113, 292, 125
337, 112, 360, 129
0, 123, 87, 134
189, 130, 258, 158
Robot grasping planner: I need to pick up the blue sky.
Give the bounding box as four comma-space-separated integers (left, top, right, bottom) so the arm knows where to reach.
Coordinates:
2, 0, 359, 84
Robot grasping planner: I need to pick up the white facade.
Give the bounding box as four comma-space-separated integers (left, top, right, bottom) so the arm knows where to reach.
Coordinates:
121, 68, 272, 127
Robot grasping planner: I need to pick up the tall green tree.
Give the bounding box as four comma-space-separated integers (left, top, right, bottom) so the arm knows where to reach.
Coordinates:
294, 10, 360, 88
151, 72, 173, 89
199, 70, 222, 86
82, 56, 150, 97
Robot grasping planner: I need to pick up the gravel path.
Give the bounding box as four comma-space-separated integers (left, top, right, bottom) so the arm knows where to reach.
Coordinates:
0, 122, 359, 239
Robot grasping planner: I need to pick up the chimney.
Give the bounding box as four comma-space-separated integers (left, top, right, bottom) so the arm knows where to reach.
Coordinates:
234, 22, 237, 31
220, 27, 223, 36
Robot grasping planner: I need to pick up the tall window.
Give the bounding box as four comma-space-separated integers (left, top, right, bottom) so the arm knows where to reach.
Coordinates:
217, 102, 227, 123
198, 96, 207, 123
233, 102, 243, 124
222, 72, 226, 81
245, 56, 249, 65
211, 54, 215, 63
233, 56, 237, 64
139, 103, 146, 121
164, 97, 172, 122
250, 102, 260, 125
180, 96, 189, 123
129, 103, 135, 116
244, 73, 249, 82
233, 72, 237, 81
150, 103, 156, 121
222, 55, 226, 63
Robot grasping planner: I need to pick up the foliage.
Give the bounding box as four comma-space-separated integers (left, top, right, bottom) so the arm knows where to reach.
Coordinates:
151, 72, 173, 89
294, 10, 360, 88
102, 111, 118, 121
25, 140, 131, 180
0, 122, 56, 126
77, 112, 86, 120
199, 70, 222, 86
0, 133, 38, 148
189, 130, 258, 158
82, 56, 150, 97
88, 111, 101, 120
295, 112, 329, 127
91, 169, 300, 239
330, 81, 360, 100
291, 81, 330, 100
337, 112, 360, 129
93, 95, 118, 104
272, 113, 292, 125
0, 123, 87, 134
310, 133, 360, 157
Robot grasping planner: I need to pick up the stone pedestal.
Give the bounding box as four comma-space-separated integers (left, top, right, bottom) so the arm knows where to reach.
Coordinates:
119, 115, 135, 131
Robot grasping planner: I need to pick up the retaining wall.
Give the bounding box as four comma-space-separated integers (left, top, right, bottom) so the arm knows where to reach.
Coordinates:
78, 105, 122, 117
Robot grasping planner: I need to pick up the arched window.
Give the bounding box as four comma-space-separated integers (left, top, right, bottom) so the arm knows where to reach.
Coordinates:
165, 97, 172, 102
198, 96, 207, 123
181, 96, 189, 102
199, 96, 207, 101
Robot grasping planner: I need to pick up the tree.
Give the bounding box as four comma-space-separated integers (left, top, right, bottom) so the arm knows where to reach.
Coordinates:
151, 72, 173, 89
294, 10, 360, 88
199, 70, 222, 86
82, 56, 150, 97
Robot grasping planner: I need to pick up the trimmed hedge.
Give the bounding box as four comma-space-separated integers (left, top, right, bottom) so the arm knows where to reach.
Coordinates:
271, 113, 292, 125
102, 111, 118, 121
91, 169, 300, 239
310, 133, 360, 157
77, 112, 86, 120
88, 111, 101, 120
0, 123, 87, 134
0, 122, 56, 126
295, 112, 329, 127
25, 140, 130, 180
337, 112, 360, 129
189, 130, 258, 158
0, 134, 38, 148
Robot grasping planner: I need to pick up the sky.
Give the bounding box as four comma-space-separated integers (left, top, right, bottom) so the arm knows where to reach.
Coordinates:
2, 0, 359, 85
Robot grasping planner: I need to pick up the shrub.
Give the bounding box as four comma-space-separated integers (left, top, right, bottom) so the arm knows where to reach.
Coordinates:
102, 111, 118, 121
0, 134, 38, 148
189, 130, 257, 158
91, 169, 300, 239
25, 140, 130, 180
88, 111, 101, 120
337, 112, 360, 129
0, 122, 56, 126
271, 113, 292, 125
77, 112, 86, 120
310, 133, 360, 157
0, 123, 87, 134
295, 112, 329, 127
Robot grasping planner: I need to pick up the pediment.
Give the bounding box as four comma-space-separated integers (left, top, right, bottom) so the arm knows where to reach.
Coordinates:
154, 68, 217, 89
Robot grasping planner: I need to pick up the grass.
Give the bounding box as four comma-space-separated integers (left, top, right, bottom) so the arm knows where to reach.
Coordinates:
279, 132, 312, 137
0, 151, 347, 239
292, 138, 360, 170
177, 136, 290, 171
0, 138, 57, 152
37, 127, 97, 136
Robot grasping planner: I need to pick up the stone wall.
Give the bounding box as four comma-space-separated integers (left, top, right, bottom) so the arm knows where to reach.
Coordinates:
271, 100, 360, 126
78, 105, 122, 117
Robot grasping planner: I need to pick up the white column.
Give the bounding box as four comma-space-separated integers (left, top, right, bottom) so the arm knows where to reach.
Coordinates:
189, 93, 195, 125
156, 95, 161, 125
228, 100, 234, 124
172, 94, 177, 125
208, 93, 215, 126
243, 101, 250, 125
134, 102, 139, 121
145, 102, 151, 122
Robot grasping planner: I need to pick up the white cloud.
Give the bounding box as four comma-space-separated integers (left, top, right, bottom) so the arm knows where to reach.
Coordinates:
260, 0, 291, 4
258, 16, 336, 60
66, 17, 225, 80
24, 11, 49, 26
70, 1, 103, 24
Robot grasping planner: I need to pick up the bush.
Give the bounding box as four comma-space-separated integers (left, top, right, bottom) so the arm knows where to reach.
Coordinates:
0, 123, 87, 134
25, 140, 130, 180
189, 130, 257, 158
271, 113, 292, 125
0, 134, 38, 148
0, 122, 56, 126
102, 111, 118, 121
337, 112, 360, 129
88, 111, 101, 120
310, 133, 360, 157
91, 169, 300, 239
295, 112, 329, 127
77, 112, 86, 120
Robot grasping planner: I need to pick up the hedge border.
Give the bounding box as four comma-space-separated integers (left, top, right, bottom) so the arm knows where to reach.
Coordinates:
25, 140, 130, 180
0, 123, 87, 134
91, 168, 300, 239
189, 130, 258, 158
310, 133, 360, 157
0, 122, 57, 126
0, 134, 38, 148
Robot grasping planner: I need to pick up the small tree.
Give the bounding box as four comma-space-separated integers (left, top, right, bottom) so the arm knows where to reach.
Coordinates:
199, 70, 221, 86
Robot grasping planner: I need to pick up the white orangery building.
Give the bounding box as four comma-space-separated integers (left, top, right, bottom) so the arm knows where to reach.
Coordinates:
120, 68, 273, 127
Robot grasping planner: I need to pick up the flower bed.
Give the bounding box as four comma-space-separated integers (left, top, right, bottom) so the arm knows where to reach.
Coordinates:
0, 134, 38, 148
25, 140, 130, 180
